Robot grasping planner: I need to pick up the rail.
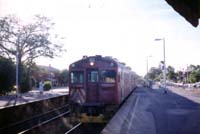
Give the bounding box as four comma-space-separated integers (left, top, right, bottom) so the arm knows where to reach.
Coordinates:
65, 122, 82, 134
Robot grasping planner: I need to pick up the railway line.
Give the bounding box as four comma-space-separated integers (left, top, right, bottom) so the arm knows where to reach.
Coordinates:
65, 123, 106, 134
65, 122, 82, 134
0, 104, 70, 134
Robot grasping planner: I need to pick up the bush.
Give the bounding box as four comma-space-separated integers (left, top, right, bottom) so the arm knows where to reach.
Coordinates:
19, 66, 32, 93
43, 81, 52, 91
0, 57, 15, 95
20, 76, 31, 93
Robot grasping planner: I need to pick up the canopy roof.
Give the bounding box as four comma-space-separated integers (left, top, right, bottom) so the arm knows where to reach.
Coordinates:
165, 0, 200, 27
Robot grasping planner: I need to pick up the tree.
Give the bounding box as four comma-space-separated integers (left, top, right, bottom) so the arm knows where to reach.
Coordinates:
0, 15, 65, 66
176, 71, 185, 82
188, 70, 200, 83
0, 57, 15, 94
188, 64, 197, 72
0, 15, 66, 92
58, 69, 69, 86
145, 67, 162, 81
167, 66, 178, 82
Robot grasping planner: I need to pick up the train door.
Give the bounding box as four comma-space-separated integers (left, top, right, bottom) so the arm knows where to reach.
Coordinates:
86, 69, 99, 102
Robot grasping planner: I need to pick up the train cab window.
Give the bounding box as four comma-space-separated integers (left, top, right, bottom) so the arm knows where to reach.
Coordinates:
88, 70, 98, 82
101, 70, 116, 83
70, 71, 83, 84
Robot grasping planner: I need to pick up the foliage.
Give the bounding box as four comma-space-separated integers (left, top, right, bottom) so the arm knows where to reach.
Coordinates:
145, 64, 200, 84
19, 65, 34, 93
145, 67, 162, 81
176, 71, 184, 82
0, 57, 15, 94
0, 15, 65, 63
43, 81, 52, 91
31, 77, 36, 87
58, 69, 69, 86
188, 70, 200, 83
0, 15, 66, 92
167, 66, 177, 82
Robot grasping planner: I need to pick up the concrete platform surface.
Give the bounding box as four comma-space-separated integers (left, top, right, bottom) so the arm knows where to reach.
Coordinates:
102, 87, 200, 134
0, 87, 68, 109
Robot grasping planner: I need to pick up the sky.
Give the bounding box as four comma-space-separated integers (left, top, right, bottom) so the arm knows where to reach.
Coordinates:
0, 0, 200, 76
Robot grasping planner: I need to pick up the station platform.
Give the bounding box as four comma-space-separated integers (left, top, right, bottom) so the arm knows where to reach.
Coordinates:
102, 87, 200, 134
0, 87, 68, 109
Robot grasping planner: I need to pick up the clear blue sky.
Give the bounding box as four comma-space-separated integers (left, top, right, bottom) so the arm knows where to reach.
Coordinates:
0, 0, 200, 76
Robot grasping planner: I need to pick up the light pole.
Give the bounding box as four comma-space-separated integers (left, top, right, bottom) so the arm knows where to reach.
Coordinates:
155, 38, 166, 90
16, 46, 19, 97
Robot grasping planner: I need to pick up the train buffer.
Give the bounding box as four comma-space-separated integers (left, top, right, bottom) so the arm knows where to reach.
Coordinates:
101, 87, 200, 134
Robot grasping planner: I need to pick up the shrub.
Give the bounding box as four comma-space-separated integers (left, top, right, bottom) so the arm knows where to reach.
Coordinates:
20, 76, 31, 93
0, 57, 15, 95
19, 65, 32, 93
43, 81, 52, 91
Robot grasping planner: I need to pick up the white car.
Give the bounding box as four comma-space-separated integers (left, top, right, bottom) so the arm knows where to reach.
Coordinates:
194, 82, 200, 88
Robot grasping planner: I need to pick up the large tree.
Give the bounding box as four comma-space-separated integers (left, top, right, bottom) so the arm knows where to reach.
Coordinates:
0, 15, 65, 66
0, 15, 66, 92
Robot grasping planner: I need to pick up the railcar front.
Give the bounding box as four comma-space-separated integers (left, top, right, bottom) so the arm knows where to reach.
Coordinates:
69, 55, 119, 123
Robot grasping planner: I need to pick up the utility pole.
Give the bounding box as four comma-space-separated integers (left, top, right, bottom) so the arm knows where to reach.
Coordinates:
155, 38, 167, 91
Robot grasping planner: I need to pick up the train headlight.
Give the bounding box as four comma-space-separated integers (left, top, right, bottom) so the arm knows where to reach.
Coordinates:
89, 58, 95, 66
90, 62, 94, 66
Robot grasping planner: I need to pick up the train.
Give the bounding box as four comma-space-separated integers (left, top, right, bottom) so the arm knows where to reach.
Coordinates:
69, 55, 137, 123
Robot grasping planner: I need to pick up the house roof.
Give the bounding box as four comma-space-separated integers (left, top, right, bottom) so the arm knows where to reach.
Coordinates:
38, 65, 59, 72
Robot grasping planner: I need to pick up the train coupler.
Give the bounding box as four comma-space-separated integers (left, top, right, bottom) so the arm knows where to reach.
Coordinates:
80, 113, 107, 123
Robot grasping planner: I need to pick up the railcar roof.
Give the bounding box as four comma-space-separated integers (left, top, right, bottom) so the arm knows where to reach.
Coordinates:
69, 55, 132, 71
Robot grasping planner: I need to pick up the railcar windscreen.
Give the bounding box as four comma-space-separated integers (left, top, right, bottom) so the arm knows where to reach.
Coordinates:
101, 70, 116, 83
88, 70, 99, 82
70, 71, 83, 84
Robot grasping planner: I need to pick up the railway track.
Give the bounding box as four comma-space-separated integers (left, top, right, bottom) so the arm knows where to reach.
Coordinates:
0, 104, 70, 134
65, 123, 106, 134
65, 122, 82, 134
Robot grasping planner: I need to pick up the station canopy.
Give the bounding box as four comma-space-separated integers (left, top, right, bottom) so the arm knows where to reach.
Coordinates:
165, 0, 200, 27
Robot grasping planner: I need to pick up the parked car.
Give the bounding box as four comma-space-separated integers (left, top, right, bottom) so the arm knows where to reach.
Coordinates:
193, 82, 200, 88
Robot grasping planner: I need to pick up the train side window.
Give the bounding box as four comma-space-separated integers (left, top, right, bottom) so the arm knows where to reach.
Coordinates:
101, 70, 116, 83
88, 70, 98, 82
70, 71, 83, 84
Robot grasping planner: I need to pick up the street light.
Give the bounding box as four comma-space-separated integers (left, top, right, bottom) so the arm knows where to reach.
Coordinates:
155, 38, 167, 90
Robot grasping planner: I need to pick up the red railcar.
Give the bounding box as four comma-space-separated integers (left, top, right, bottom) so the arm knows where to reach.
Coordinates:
69, 55, 136, 122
